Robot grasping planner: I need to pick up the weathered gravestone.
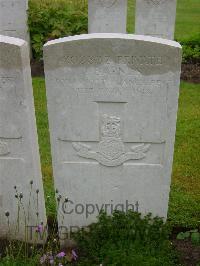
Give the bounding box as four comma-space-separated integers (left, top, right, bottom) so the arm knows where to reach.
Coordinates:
44, 34, 182, 239
135, 0, 177, 40
0, 35, 46, 243
0, 0, 30, 43
88, 0, 127, 33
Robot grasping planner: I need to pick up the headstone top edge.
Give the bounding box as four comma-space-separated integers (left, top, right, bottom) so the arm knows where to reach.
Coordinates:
0, 35, 26, 47
44, 33, 181, 49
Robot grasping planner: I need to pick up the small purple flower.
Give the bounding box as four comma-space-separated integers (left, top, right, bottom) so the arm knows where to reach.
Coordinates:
58, 263, 63, 266
49, 259, 54, 265
56, 251, 66, 258
40, 254, 47, 264
72, 249, 78, 260
36, 224, 43, 233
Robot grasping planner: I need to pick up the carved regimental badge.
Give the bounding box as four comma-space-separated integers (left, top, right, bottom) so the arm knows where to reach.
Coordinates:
73, 115, 150, 167
0, 141, 10, 156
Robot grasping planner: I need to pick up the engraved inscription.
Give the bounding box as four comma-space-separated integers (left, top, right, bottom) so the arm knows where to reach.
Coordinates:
145, 0, 166, 5
0, 0, 24, 8
99, 0, 118, 8
62, 55, 163, 66
58, 79, 164, 99
72, 115, 150, 167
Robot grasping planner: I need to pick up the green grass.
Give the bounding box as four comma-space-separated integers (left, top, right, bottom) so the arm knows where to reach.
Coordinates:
168, 82, 200, 227
33, 78, 200, 228
175, 0, 200, 40
127, 0, 200, 40
127, 0, 135, 33
32, 78, 55, 217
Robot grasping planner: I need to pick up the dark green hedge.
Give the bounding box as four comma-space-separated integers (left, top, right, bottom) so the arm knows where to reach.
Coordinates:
74, 211, 179, 265
28, 0, 87, 59
179, 34, 200, 63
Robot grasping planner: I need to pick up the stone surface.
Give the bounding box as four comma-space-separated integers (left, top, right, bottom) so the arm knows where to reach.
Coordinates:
88, 0, 127, 33
0, 35, 46, 243
135, 0, 177, 40
44, 34, 181, 239
0, 0, 29, 43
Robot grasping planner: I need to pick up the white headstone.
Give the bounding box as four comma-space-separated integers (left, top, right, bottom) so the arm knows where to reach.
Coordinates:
88, 0, 127, 33
44, 34, 181, 240
135, 0, 177, 40
0, 35, 46, 243
0, 0, 30, 43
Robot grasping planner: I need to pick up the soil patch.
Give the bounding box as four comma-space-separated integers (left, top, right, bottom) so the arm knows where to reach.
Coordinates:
31, 59, 44, 77
171, 227, 200, 266
173, 239, 200, 266
181, 62, 200, 84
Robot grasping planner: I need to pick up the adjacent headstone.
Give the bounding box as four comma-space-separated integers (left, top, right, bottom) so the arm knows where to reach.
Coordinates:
88, 0, 127, 33
0, 0, 30, 43
135, 0, 177, 40
44, 34, 181, 241
0, 35, 46, 243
